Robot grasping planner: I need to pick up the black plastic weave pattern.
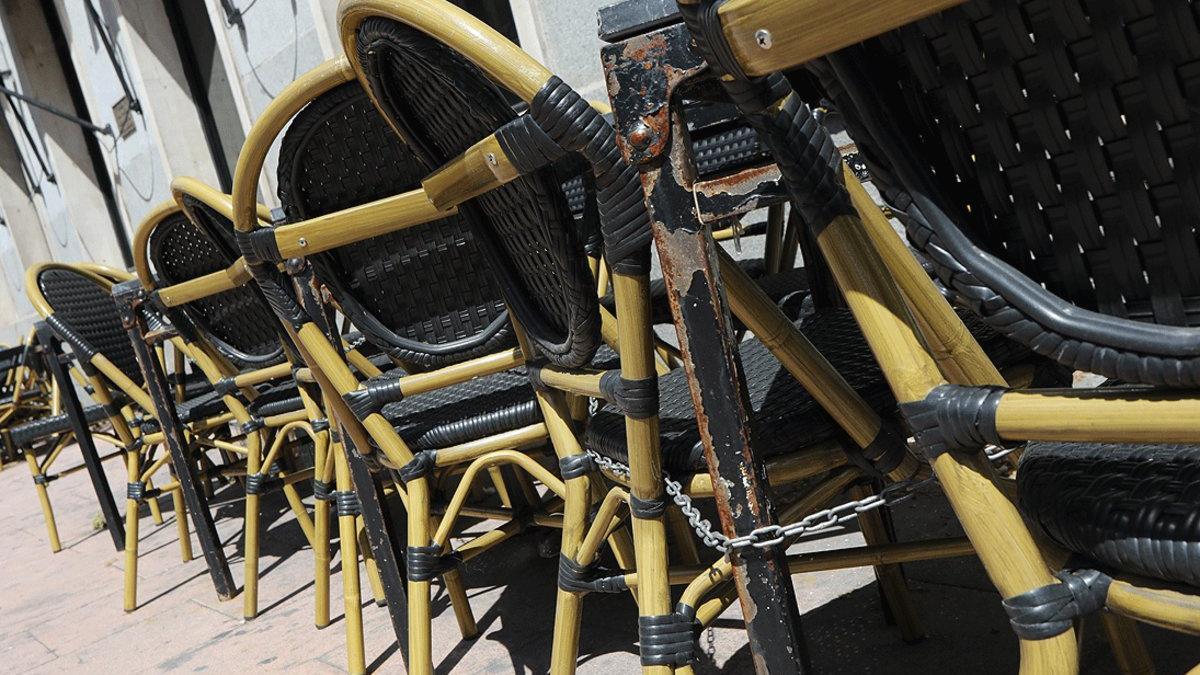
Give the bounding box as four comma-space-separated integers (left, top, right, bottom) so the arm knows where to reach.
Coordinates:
37, 268, 142, 385
876, 0, 1200, 326
149, 205, 282, 369
355, 18, 600, 368
276, 82, 514, 370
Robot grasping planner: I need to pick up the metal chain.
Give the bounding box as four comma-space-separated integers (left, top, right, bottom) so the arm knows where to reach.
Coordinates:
586, 444, 1014, 555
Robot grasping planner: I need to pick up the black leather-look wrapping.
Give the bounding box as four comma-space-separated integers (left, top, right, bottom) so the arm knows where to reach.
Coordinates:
312, 479, 333, 502
842, 423, 906, 478
598, 371, 658, 419
333, 489, 361, 517
398, 450, 437, 484
244, 472, 278, 496
558, 453, 596, 480
234, 228, 281, 266
629, 493, 666, 519
901, 384, 1005, 458
496, 114, 570, 175
406, 543, 462, 582
557, 554, 629, 594
530, 76, 652, 275
1001, 569, 1111, 640
638, 612, 695, 667
126, 481, 146, 501
342, 376, 406, 420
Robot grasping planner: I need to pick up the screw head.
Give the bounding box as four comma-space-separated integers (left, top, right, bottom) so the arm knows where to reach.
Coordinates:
629, 122, 654, 149
297, 237, 308, 248
755, 29, 773, 49
485, 152, 498, 166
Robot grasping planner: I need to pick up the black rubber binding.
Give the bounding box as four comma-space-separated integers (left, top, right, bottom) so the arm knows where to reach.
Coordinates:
342, 377, 405, 420
900, 385, 1005, 459
312, 479, 333, 502
240, 417, 266, 434
1001, 569, 1111, 640
842, 423, 906, 478
310, 417, 330, 433
496, 115, 570, 175
530, 76, 653, 275
525, 361, 549, 392
629, 494, 666, 519
333, 490, 361, 517
398, 450, 437, 484
127, 481, 146, 501
32, 473, 52, 486
406, 543, 462, 582
557, 554, 629, 594
598, 371, 658, 419
558, 453, 596, 480
638, 612, 695, 667
213, 377, 238, 397
251, 270, 308, 331
234, 229, 282, 266
244, 472, 277, 496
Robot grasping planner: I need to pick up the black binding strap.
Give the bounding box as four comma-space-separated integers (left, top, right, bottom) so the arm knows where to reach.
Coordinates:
235, 229, 282, 266
598, 371, 658, 419
213, 376, 239, 397
398, 450, 437, 484
629, 493, 666, 519
312, 479, 333, 501
333, 490, 361, 517
1001, 569, 1112, 640
32, 473, 53, 486
342, 377, 405, 420
240, 417, 266, 434
529, 76, 652, 275
496, 115, 570, 175
310, 417, 330, 433
244, 472, 278, 496
406, 543, 462, 582
558, 453, 596, 480
557, 554, 629, 594
900, 384, 1006, 459
639, 611, 695, 666
841, 423, 906, 478
525, 361, 549, 392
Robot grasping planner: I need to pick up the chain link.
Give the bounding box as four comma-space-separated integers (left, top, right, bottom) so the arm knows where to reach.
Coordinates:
586, 445, 1012, 555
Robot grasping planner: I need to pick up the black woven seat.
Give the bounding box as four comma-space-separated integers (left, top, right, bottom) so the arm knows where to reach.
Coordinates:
822, 0, 1200, 386
153, 203, 284, 369
10, 404, 110, 449
379, 371, 540, 451
1018, 440, 1200, 588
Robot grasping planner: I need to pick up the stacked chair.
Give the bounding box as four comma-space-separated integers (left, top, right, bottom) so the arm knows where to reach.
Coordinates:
11, 0, 1197, 673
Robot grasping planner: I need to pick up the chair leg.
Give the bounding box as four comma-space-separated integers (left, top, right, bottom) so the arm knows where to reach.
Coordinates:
243, 433, 263, 621
314, 494, 332, 628
123, 447, 141, 612
335, 448, 366, 675
550, 472, 591, 675
849, 483, 924, 643
24, 449, 60, 553
1100, 614, 1155, 675
406, 477, 435, 675
171, 486, 192, 562
146, 476, 164, 525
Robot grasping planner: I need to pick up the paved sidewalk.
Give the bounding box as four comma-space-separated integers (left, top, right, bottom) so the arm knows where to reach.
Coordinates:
0, 441, 1194, 673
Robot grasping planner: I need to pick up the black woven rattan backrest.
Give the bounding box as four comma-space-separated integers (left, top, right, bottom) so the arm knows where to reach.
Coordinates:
854, 0, 1200, 326
277, 81, 516, 370
353, 18, 600, 368
37, 267, 143, 385
149, 203, 283, 369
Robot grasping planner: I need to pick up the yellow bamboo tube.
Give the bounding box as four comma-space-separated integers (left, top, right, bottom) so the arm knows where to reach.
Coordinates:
844, 167, 1005, 386
613, 273, 673, 675
817, 215, 1077, 673
146, 476, 164, 524
313, 437, 332, 629
25, 451, 60, 552
1106, 579, 1200, 636
334, 446, 366, 674
123, 444, 141, 612
171, 485, 192, 563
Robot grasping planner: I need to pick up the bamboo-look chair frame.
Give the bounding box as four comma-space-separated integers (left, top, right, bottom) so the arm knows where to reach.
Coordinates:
24, 262, 219, 611
224, 3, 980, 672
227, 60, 604, 673
0, 328, 53, 432
638, 0, 1200, 671
129, 182, 399, 673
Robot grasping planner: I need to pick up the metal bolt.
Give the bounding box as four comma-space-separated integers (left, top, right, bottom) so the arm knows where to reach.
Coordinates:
297, 237, 308, 248
628, 122, 654, 149
485, 152, 498, 166
755, 29, 773, 49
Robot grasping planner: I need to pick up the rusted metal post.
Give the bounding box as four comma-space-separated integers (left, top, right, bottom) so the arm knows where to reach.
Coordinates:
603, 23, 809, 674
112, 280, 235, 599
